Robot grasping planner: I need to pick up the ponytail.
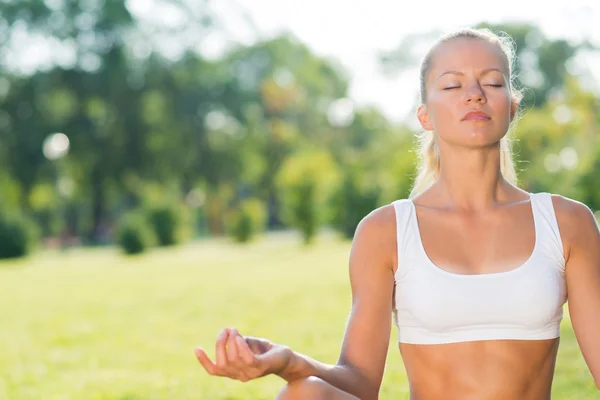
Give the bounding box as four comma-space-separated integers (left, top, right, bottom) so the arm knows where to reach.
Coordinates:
409, 131, 440, 198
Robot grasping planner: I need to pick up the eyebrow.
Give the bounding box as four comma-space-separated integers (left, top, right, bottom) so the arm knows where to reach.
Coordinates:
437, 68, 504, 80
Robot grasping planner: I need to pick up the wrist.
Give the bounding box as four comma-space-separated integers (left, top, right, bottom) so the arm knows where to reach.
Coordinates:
275, 347, 305, 382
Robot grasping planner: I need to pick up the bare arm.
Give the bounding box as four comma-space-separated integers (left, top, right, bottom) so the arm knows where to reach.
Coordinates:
277, 205, 397, 399
555, 195, 600, 389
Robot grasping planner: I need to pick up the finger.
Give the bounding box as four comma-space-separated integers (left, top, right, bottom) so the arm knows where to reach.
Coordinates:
236, 335, 257, 365
245, 337, 262, 354
215, 328, 230, 368
195, 347, 217, 375
226, 328, 240, 364
246, 336, 271, 354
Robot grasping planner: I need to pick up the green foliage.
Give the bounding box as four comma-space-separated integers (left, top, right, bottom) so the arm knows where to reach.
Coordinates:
329, 118, 416, 240
147, 204, 185, 247
511, 78, 598, 204
276, 149, 340, 244
576, 148, 600, 211
0, 212, 36, 259
330, 171, 381, 239
0, 174, 21, 213
28, 183, 64, 237
133, 181, 193, 246
226, 198, 268, 243
118, 212, 155, 255
31, 207, 63, 237
0, 10, 599, 248
292, 177, 318, 244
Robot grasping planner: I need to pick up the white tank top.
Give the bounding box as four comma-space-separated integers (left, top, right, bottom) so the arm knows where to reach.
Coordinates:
391, 192, 567, 344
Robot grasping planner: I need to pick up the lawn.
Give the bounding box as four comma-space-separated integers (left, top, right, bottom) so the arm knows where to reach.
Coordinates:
0, 231, 596, 400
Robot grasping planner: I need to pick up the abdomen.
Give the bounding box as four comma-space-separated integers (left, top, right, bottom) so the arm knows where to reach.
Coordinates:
399, 338, 559, 400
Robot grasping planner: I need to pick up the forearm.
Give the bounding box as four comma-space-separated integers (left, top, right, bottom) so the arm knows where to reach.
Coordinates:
275, 348, 378, 400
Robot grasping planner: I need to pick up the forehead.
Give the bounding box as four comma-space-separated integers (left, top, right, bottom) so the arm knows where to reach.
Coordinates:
428, 38, 508, 78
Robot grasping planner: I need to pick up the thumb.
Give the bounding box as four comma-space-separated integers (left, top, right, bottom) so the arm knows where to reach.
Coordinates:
256, 344, 292, 376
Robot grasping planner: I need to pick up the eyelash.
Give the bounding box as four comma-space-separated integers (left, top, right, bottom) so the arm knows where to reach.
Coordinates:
443, 84, 503, 90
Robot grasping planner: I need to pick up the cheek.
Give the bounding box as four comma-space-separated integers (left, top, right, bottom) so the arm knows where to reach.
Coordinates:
489, 91, 512, 113
428, 97, 458, 125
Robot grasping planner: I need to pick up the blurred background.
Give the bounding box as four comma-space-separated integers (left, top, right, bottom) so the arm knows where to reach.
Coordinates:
0, 0, 599, 253
1, 1, 599, 399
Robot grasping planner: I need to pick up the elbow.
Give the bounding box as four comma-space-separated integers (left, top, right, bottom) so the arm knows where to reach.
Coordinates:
360, 384, 380, 400
356, 387, 378, 400
366, 392, 380, 400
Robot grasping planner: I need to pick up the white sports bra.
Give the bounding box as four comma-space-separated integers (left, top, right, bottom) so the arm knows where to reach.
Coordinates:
391, 192, 568, 345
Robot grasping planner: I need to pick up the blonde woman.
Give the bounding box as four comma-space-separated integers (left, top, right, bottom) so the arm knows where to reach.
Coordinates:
196, 28, 600, 399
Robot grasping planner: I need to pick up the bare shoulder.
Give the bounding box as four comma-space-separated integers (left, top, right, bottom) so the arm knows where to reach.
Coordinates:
351, 203, 398, 272
356, 203, 397, 235
551, 194, 596, 232
551, 194, 599, 257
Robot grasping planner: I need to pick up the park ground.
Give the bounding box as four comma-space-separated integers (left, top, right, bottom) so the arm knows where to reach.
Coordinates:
0, 231, 597, 400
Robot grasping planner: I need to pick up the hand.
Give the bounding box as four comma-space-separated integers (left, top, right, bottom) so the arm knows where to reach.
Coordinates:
195, 327, 293, 382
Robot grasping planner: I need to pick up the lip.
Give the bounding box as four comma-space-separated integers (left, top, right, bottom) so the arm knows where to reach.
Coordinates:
462, 110, 491, 121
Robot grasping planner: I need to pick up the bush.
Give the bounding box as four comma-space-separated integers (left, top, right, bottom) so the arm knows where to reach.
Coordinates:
290, 177, 318, 245
227, 198, 267, 243
118, 213, 154, 255
32, 207, 63, 238
148, 204, 184, 247
0, 213, 37, 259
330, 172, 381, 239
276, 149, 340, 245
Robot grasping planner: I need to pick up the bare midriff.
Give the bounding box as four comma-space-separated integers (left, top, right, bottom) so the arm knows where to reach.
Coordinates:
399, 338, 560, 400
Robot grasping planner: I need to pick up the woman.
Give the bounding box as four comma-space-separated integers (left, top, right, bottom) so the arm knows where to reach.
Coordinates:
195, 28, 600, 399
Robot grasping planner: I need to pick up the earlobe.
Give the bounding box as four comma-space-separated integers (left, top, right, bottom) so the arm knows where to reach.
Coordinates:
417, 105, 434, 131
510, 101, 519, 122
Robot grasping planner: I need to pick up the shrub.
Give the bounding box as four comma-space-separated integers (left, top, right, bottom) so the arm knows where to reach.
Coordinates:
293, 178, 318, 245
118, 213, 154, 255
0, 213, 37, 259
330, 172, 381, 239
148, 203, 185, 247
227, 198, 267, 243
276, 150, 340, 245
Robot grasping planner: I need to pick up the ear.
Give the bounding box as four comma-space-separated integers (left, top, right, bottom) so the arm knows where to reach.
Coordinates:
510, 98, 519, 122
417, 105, 434, 131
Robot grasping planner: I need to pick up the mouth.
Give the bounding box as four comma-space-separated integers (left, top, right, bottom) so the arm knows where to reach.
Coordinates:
462, 111, 491, 121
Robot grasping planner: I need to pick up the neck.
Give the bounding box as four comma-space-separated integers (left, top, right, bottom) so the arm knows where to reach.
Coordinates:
431, 143, 511, 211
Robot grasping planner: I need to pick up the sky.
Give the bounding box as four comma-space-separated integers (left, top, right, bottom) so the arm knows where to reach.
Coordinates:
214, 0, 600, 123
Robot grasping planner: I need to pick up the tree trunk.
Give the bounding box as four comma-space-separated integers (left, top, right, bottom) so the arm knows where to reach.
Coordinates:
89, 167, 108, 245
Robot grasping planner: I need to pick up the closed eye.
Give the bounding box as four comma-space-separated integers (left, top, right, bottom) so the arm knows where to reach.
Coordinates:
485, 84, 503, 87
443, 86, 460, 90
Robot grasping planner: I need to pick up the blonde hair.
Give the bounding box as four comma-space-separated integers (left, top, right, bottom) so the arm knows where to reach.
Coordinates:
409, 27, 523, 198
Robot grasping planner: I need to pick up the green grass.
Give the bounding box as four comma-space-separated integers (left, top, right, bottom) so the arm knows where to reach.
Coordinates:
0, 231, 596, 399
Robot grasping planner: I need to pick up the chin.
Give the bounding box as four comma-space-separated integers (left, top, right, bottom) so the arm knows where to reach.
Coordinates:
455, 130, 504, 148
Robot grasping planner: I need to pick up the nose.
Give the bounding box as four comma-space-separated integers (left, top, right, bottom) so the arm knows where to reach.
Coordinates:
464, 83, 487, 104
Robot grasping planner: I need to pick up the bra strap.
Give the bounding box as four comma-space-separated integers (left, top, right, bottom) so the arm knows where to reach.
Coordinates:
392, 199, 414, 280
531, 192, 566, 271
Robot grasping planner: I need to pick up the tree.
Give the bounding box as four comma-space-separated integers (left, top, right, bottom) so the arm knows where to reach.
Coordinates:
221, 35, 350, 227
